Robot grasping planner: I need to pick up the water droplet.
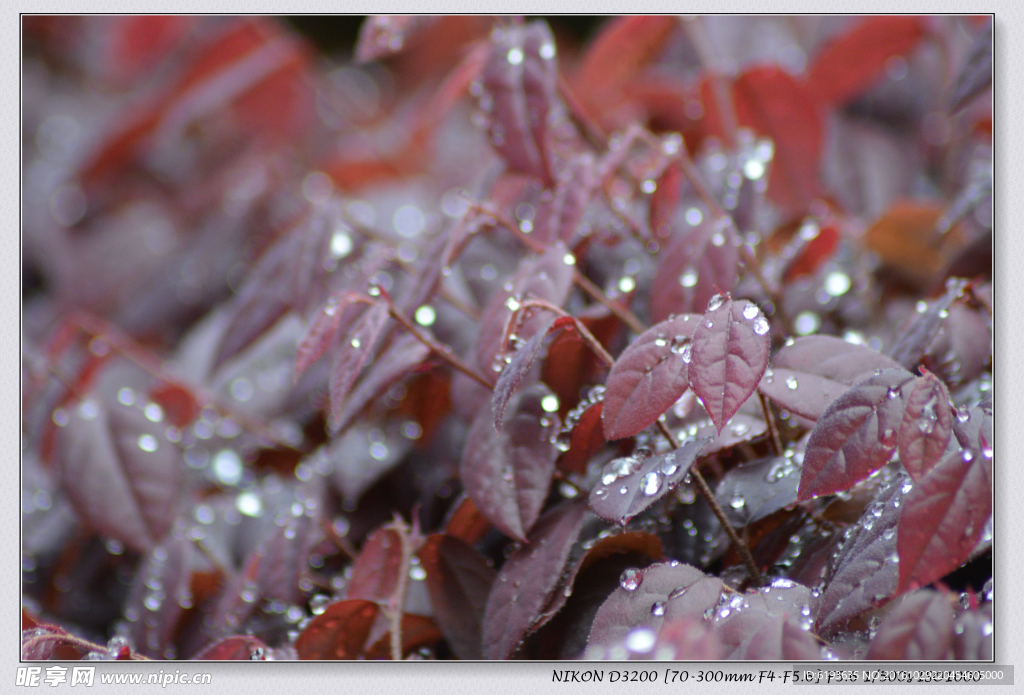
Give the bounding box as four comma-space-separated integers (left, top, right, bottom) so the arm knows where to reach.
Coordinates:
539, 42, 556, 60
505, 296, 520, 311
506, 47, 524, 65
640, 179, 657, 194
625, 626, 656, 652
137, 434, 158, 452
601, 472, 618, 485
794, 311, 820, 335
563, 253, 576, 266
753, 317, 769, 335
143, 403, 163, 423
620, 568, 643, 591
641, 471, 662, 496
594, 487, 608, 498
707, 294, 726, 311
414, 305, 436, 326
887, 387, 900, 400
651, 601, 666, 617
659, 457, 679, 477
729, 495, 745, 509
956, 407, 970, 423
786, 375, 798, 390
962, 450, 975, 463
824, 272, 851, 297
678, 267, 698, 288
742, 304, 759, 320
619, 486, 628, 495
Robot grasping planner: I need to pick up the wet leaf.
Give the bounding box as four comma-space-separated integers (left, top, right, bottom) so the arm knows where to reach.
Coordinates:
480, 21, 559, 185
949, 19, 992, 113
53, 394, 183, 554
328, 301, 390, 432
481, 499, 588, 659
355, 16, 439, 63
327, 423, 412, 509
815, 474, 908, 634
952, 400, 992, 453
418, 534, 496, 660
888, 281, 967, 371
716, 611, 820, 660
588, 438, 710, 526
363, 614, 444, 659
123, 532, 194, 658
194, 635, 269, 660
556, 400, 605, 476
715, 456, 800, 528
295, 292, 368, 380
602, 314, 701, 440
952, 604, 993, 660
798, 369, 915, 501
652, 618, 722, 660
689, 295, 770, 434
759, 335, 904, 421
442, 495, 492, 546
866, 590, 954, 660
21, 626, 89, 661
650, 217, 740, 323
294, 599, 379, 659
493, 315, 561, 431
897, 371, 953, 481
461, 384, 560, 541
346, 526, 405, 604
897, 447, 992, 594
532, 154, 597, 246
807, 16, 927, 107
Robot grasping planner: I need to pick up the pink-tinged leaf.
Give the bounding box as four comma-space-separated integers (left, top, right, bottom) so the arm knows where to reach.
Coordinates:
865, 590, 955, 660
354, 16, 439, 63
493, 315, 560, 432
952, 604, 993, 660
346, 526, 403, 603
717, 612, 820, 661
461, 384, 560, 541
328, 301, 390, 432
587, 562, 718, 653
480, 21, 559, 185
952, 399, 992, 453
418, 534, 496, 661
330, 334, 431, 434
680, 412, 766, 457
950, 19, 992, 112
888, 280, 965, 370
22, 625, 89, 660
897, 447, 992, 594
925, 302, 992, 388
194, 635, 269, 660
327, 424, 412, 509
689, 295, 771, 434
715, 456, 800, 528
123, 532, 193, 658
648, 164, 685, 244
532, 154, 597, 246
797, 369, 915, 501
815, 475, 908, 634
807, 16, 927, 107
294, 599, 379, 659
53, 394, 183, 554
481, 500, 588, 659
651, 618, 723, 660
557, 400, 605, 476
897, 371, 953, 481
759, 335, 904, 421
650, 217, 740, 323
295, 292, 368, 380
474, 243, 576, 381
602, 314, 701, 440
589, 438, 710, 526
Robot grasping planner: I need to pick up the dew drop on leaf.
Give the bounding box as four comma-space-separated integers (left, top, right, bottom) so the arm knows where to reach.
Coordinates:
619, 568, 643, 591
786, 375, 798, 390
625, 626, 656, 652
679, 268, 698, 287
707, 294, 726, 311
742, 303, 759, 320
651, 601, 666, 616
641, 471, 662, 496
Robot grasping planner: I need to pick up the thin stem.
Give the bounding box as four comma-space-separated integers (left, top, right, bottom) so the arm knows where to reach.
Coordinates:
382, 295, 493, 390
517, 299, 616, 369
655, 419, 765, 586
22, 632, 150, 661
758, 392, 783, 458
385, 515, 414, 661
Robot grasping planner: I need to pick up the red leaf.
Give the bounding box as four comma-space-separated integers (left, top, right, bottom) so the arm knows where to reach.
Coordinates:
807, 17, 927, 107
556, 400, 605, 476
588, 439, 709, 526
532, 154, 597, 246
294, 599, 380, 660
648, 164, 685, 244
797, 369, 915, 501
897, 447, 992, 594
759, 335, 904, 421
865, 590, 955, 660
474, 243, 576, 381
461, 384, 560, 541
363, 614, 444, 660
602, 314, 701, 440
194, 635, 269, 660
295, 292, 367, 380
346, 526, 404, 604
328, 301, 390, 432
418, 534, 496, 660
481, 500, 588, 659
493, 315, 559, 432
480, 21, 559, 185
689, 294, 771, 434
781, 223, 841, 283
354, 16, 439, 63
650, 216, 740, 323
897, 371, 953, 481
53, 394, 183, 553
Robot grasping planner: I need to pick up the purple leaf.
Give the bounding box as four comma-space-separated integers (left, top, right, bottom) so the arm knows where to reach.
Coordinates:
888, 280, 965, 370
714, 456, 800, 528
295, 292, 367, 380
493, 315, 560, 431
123, 532, 193, 659
588, 438, 710, 526
925, 302, 992, 388
602, 314, 701, 440
897, 371, 953, 481
327, 424, 412, 509
532, 153, 597, 246
797, 369, 915, 501
330, 334, 431, 434
328, 301, 390, 432
354, 16, 439, 63
347, 526, 404, 603
716, 611, 820, 660
897, 447, 992, 594
418, 533, 496, 661
689, 294, 770, 434
481, 500, 588, 659
759, 335, 904, 421
815, 474, 909, 634
952, 604, 993, 660
480, 21, 559, 185
461, 383, 561, 541
650, 216, 740, 323
474, 243, 576, 381
587, 562, 718, 654
865, 590, 954, 660
952, 399, 992, 453
53, 394, 183, 554
949, 19, 991, 112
